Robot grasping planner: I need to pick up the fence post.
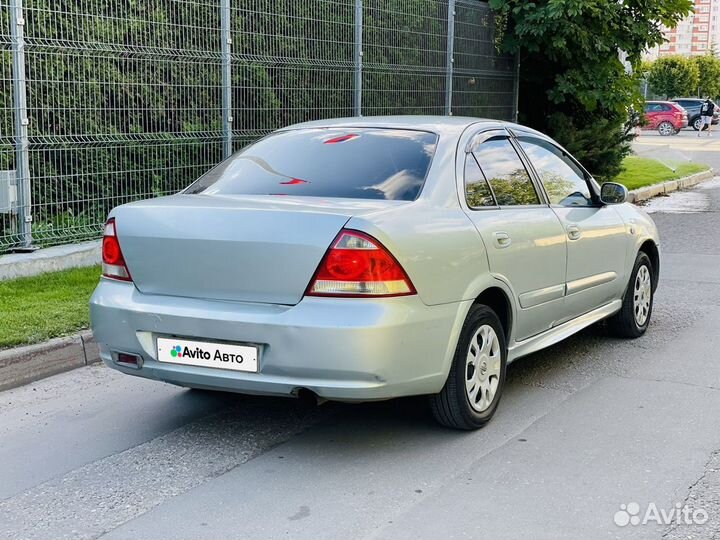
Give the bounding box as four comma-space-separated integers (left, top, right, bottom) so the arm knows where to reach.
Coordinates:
445, 0, 455, 116
10, 0, 33, 249
513, 51, 520, 122
220, 0, 232, 158
353, 0, 363, 116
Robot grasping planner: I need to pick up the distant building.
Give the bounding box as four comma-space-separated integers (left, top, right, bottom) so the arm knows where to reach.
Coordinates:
646, 0, 719, 59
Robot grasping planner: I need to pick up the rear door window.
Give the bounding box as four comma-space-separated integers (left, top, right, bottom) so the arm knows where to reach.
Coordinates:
185, 128, 438, 201
472, 136, 540, 206
464, 154, 496, 208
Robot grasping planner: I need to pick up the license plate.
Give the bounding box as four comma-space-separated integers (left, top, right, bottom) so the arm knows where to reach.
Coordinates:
157, 337, 258, 373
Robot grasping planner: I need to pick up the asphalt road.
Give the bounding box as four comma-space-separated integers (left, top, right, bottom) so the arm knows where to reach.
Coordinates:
2, 150, 720, 539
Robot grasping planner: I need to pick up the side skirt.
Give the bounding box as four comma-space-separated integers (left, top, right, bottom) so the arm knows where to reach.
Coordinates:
507, 299, 622, 363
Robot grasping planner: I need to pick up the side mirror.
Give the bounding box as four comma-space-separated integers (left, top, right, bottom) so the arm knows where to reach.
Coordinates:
600, 182, 628, 204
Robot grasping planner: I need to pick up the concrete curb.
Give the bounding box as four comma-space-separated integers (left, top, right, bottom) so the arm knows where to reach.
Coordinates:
0, 240, 101, 281
628, 169, 715, 203
0, 331, 100, 392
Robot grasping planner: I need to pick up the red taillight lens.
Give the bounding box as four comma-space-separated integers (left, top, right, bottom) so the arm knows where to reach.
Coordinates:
306, 230, 416, 297
102, 218, 132, 281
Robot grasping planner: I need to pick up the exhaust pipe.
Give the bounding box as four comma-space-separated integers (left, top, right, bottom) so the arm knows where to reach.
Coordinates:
295, 388, 327, 406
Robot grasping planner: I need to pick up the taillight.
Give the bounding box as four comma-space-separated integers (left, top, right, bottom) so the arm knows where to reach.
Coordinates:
306, 230, 416, 297
102, 218, 132, 281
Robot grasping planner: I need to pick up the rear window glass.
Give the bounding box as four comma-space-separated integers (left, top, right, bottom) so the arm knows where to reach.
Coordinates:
185, 128, 438, 201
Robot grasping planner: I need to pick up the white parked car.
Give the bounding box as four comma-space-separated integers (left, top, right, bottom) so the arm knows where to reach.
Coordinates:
90, 117, 660, 430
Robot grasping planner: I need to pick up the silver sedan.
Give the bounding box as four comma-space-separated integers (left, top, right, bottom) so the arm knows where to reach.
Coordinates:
90, 116, 659, 429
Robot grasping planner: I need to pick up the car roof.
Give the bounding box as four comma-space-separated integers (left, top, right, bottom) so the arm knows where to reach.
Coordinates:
279, 115, 545, 138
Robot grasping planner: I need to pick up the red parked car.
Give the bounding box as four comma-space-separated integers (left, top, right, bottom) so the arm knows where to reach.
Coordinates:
643, 101, 688, 136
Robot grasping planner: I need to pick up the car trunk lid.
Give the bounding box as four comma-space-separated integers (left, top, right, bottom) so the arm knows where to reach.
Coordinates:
112, 194, 404, 305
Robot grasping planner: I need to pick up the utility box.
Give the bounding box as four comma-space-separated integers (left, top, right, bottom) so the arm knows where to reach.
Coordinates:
0, 170, 17, 214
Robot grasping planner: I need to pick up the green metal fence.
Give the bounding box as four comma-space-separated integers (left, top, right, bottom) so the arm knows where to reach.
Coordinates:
0, 0, 517, 253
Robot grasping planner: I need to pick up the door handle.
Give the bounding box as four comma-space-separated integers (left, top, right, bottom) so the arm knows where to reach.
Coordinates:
567, 225, 581, 240
493, 231, 511, 248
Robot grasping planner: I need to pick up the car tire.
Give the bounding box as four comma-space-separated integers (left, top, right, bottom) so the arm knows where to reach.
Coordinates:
430, 304, 507, 430
607, 252, 654, 338
693, 117, 702, 131
658, 121, 674, 136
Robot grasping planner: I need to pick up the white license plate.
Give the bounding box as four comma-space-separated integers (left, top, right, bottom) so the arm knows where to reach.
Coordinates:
157, 337, 258, 373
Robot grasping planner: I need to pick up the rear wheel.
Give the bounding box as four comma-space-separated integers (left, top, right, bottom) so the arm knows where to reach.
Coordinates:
607, 252, 654, 338
693, 117, 702, 131
430, 305, 507, 430
658, 121, 674, 136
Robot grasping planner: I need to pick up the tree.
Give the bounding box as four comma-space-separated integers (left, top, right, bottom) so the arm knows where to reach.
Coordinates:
693, 54, 720, 99
647, 56, 700, 99
488, 0, 693, 179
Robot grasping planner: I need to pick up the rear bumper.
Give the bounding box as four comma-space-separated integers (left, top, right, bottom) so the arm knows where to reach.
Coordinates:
89, 279, 469, 401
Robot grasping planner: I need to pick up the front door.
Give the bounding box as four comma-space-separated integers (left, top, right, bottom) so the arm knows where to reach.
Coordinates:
515, 135, 628, 320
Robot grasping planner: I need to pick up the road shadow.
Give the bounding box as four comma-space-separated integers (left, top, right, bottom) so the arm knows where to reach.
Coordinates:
165, 319, 620, 444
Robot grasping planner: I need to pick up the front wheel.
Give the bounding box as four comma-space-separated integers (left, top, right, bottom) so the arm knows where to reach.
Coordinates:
658, 121, 675, 136
607, 252, 654, 338
693, 117, 702, 131
430, 305, 507, 430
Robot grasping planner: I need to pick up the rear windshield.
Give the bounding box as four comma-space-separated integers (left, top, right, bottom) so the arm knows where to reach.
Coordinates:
185, 128, 438, 201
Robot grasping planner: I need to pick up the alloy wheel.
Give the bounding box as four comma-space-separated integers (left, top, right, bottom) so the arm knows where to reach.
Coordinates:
658, 122, 674, 136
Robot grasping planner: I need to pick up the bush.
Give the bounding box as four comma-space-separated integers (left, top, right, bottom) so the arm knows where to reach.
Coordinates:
547, 113, 636, 182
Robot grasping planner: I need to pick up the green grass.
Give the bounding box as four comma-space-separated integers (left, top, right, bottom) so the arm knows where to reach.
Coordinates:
614, 156, 710, 190
0, 265, 101, 349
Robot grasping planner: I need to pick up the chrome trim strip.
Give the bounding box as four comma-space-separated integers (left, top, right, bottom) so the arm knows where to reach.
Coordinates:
566, 271, 617, 295
508, 299, 622, 363
518, 284, 565, 309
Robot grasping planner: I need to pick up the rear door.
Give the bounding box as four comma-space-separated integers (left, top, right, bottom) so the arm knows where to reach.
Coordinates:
461, 130, 567, 341
514, 133, 628, 320
644, 102, 661, 129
